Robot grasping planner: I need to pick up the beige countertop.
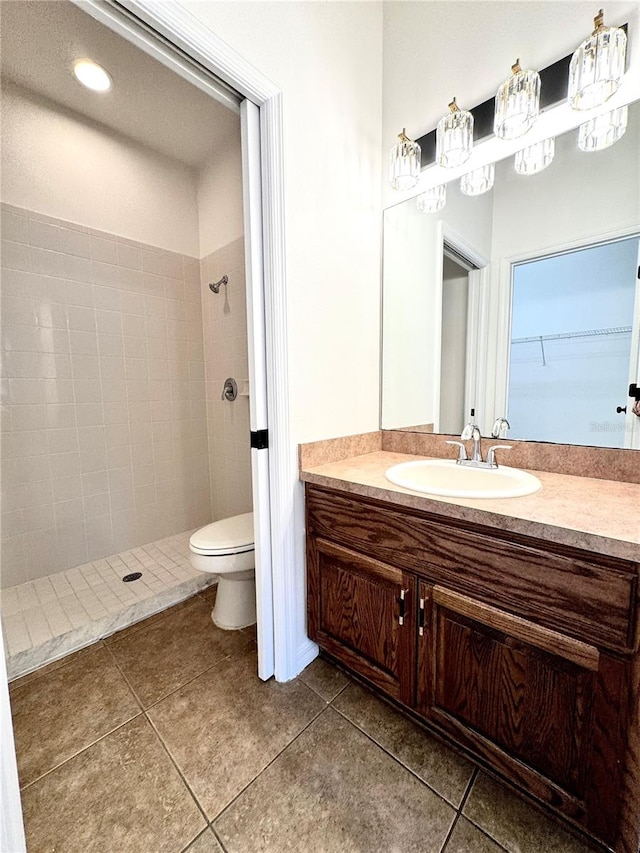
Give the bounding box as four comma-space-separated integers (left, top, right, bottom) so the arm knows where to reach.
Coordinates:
300, 450, 640, 562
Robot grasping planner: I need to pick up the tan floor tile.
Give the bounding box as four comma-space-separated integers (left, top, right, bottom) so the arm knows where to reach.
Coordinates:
299, 654, 350, 701
11, 645, 140, 787
108, 595, 253, 707
147, 646, 325, 819
183, 827, 225, 853
463, 773, 601, 853
214, 707, 456, 852
9, 643, 103, 692
240, 621, 257, 640
103, 594, 199, 645
444, 817, 507, 853
198, 584, 218, 605
21, 716, 206, 853
333, 681, 474, 807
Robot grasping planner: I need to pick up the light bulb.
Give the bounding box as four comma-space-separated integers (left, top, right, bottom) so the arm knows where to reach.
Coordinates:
73, 59, 112, 93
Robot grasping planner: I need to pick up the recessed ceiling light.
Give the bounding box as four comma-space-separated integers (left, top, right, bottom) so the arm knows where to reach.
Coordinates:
73, 59, 112, 93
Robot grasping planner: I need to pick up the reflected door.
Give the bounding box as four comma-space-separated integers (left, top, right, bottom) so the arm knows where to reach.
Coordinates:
507, 236, 640, 448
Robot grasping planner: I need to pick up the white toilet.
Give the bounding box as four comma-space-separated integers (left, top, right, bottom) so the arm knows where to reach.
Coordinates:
189, 512, 256, 630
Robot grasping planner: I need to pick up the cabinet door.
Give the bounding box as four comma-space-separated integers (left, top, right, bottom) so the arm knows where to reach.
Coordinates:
416, 584, 628, 846
307, 537, 416, 706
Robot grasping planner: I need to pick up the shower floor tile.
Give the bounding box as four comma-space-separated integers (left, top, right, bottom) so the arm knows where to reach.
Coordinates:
0, 530, 215, 680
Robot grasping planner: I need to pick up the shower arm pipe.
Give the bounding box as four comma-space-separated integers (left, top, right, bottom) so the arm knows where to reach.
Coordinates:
209, 275, 228, 293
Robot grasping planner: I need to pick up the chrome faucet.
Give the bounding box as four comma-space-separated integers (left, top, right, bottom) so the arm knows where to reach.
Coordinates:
491, 417, 510, 439
446, 421, 512, 469
461, 421, 482, 461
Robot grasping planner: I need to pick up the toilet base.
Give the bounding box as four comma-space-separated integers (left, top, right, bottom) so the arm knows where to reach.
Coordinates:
211, 574, 256, 630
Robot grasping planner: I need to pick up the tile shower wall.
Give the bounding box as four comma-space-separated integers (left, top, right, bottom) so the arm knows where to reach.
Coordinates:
1, 202, 212, 587
200, 238, 252, 520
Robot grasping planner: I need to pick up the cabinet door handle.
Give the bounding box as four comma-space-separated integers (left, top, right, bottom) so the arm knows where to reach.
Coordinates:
398, 588, 408, 626
418, 598, 425, 636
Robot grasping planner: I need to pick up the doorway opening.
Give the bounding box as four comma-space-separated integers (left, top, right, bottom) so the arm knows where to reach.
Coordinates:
508, 234, 640, 448
0, 0, 274, 679
438, 243, 481, 435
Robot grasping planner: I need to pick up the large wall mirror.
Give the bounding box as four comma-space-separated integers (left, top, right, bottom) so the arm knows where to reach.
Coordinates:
381, 99, 640, 450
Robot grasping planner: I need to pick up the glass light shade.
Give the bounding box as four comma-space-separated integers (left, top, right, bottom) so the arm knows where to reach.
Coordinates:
460, 163, 495, 196
416, 185, 446, 213
578, 105, 628, 151
494, 61, 541, 139
389, 129, 421, 190
514, 138, 555, 175
437, 99, 473, 168
73, 59, 112, 92
568, 11, 627, 110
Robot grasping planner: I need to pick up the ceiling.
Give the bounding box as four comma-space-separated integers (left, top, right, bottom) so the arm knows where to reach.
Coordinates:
0, 0, 240, 170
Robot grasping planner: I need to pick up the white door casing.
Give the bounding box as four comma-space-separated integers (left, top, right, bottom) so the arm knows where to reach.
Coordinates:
241, 99, 274, 679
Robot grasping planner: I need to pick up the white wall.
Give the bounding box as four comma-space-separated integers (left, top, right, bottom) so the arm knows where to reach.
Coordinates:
1, 82, 200, 256
180, 0, 384, 442
381, 180, 492, 430
382, 0, 640, 209
197, 134, 243, 258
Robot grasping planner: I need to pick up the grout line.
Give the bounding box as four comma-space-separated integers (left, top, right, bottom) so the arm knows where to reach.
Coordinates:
103, 642, 146, 714
210, 702, 330, 828
131, 651, 233, 713
210, 824, 229, 853
144, 712, 210, 826
19, 710, 144, 792
330, 703, 467, 811
300, 673, 351, 704
458, 765, 478, 813
438, 767, 479, 853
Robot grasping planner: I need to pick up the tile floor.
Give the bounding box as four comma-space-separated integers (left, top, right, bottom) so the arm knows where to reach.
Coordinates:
1, 530, 214, 680
9, 589, 602, 853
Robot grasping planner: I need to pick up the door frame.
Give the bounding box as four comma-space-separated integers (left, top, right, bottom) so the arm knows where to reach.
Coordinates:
75, 0, 299, 681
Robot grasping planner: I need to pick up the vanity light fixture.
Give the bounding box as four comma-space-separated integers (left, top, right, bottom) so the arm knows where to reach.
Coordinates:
460, 163, 495, 196
514, 137, 555, 175
416, 185, 446, 213
73, 59, 112, 93
389, 128, 421, 191
494, 59, 541, 140
568, 9, 627, 110
436, 98, 473, 168
578, 104, 628, 151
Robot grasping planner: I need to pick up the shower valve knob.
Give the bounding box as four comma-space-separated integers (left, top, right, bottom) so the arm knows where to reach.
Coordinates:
222, 378, 238, 401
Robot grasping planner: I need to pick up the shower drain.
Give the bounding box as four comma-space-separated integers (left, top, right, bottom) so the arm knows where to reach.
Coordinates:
122, 572, 142, 583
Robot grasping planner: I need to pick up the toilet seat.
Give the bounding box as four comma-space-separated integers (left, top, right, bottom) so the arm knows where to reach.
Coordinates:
189, 512, 254, 557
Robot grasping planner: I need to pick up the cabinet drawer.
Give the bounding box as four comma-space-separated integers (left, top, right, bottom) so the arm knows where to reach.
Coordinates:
306, 485, 638, 653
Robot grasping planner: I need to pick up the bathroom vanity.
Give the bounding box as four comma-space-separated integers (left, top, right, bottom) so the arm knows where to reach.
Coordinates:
302, 448, 640, 853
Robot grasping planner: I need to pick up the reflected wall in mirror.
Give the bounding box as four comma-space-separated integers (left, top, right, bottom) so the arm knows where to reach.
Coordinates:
381, 99, 640, 450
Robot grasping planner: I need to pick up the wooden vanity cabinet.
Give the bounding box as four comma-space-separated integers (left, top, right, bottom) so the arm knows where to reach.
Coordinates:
305, 484, 640, 853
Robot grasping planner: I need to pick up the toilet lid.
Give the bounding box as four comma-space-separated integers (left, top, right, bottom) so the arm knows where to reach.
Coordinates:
189, 512, 254, 556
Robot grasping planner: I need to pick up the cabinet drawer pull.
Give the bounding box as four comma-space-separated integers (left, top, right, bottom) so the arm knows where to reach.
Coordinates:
398, 588, 407, 625
418, 598, 425, 636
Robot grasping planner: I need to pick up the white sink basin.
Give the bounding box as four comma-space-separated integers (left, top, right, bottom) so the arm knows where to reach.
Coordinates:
385, 459, 542, 499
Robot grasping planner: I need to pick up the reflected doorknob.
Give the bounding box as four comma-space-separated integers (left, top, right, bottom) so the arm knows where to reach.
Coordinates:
616, 406, 627, 414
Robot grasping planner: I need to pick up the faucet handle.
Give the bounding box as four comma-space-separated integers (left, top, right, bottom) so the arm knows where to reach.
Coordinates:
486, 444, 512, 467
445, 440, 468, 462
